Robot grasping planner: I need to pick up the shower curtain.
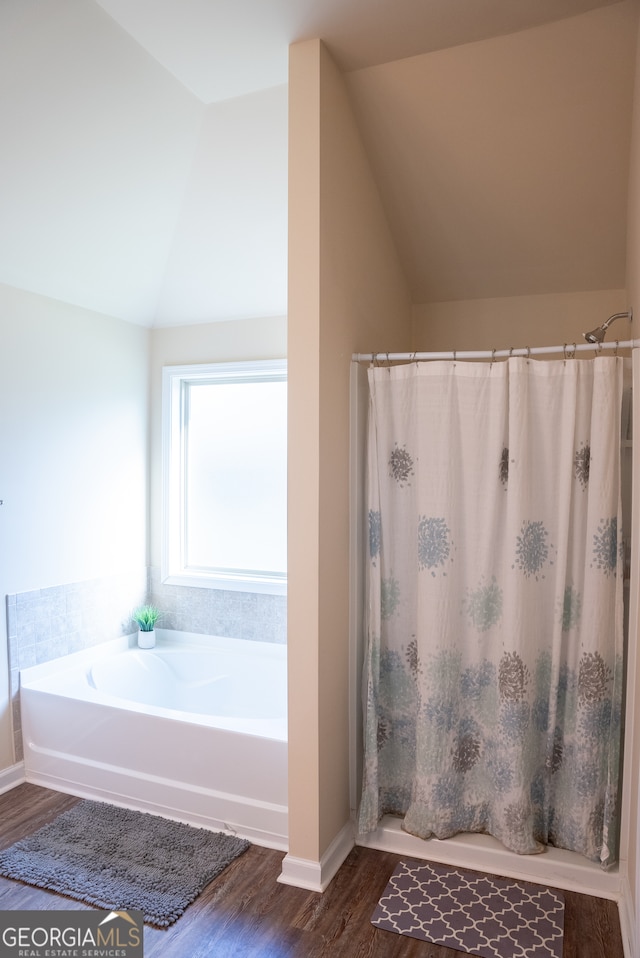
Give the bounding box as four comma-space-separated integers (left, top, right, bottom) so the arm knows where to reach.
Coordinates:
358, 356, 625, 867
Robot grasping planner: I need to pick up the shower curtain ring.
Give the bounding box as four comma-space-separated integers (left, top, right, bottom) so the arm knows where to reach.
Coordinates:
526, 346, 531, 362
615, 341, 619, 357
491, 348, 497, 367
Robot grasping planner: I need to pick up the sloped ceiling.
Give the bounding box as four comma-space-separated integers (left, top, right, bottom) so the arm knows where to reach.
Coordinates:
93, 0, 624, 104
346, 1, 638, 304
0, 0, 635, 326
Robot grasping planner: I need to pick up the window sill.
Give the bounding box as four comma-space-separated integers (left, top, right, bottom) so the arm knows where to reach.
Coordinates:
162, 571, 287, 596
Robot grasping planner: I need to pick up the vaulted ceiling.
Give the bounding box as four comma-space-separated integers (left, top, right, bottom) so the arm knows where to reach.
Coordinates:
93, 0, 625, 104
0, 0, 635, 326
346, 1, 637, 304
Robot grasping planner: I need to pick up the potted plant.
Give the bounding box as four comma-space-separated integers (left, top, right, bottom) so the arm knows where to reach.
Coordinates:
132, 605, 163, 649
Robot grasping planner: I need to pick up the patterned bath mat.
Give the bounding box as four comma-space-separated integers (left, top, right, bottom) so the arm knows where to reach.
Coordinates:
0, 799, 250, 928
371, 859, 564, 958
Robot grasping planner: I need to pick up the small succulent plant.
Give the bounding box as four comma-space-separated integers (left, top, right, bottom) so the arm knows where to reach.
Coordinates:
132, 605, 163, 632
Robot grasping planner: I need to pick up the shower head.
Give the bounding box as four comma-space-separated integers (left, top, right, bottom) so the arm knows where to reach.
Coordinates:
583, 325, 607, 344
583, 310, 632, 344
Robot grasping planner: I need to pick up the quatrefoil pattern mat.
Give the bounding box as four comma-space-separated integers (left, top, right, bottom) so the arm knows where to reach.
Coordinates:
371, 859, 564, 958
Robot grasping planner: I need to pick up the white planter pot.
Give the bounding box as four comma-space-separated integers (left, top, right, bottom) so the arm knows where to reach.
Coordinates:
137, 629, 156, 649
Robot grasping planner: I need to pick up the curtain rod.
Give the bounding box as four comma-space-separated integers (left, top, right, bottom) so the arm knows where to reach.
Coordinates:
352, 339, 640, 363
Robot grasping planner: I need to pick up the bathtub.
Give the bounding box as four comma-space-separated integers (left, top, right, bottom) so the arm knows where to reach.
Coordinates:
19, 631, 288, 849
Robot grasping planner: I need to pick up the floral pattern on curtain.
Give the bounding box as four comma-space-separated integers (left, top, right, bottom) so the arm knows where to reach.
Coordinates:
358, 357, 625, 867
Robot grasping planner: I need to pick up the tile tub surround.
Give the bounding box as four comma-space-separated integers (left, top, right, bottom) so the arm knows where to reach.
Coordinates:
7, 568, 286, 762
6, 570, 147, 761
148, 567, 287, 644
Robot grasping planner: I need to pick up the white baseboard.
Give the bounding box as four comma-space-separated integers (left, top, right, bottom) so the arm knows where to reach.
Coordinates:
278, 821, 355, 892
619, 874, 636, 958
0, 762, 25, 794
358, 816, 622, 901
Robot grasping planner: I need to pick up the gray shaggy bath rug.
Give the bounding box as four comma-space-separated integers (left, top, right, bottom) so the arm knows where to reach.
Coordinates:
0, 799, 250, 927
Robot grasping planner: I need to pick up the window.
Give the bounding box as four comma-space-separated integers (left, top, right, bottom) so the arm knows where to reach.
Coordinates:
162, 360, 287, 593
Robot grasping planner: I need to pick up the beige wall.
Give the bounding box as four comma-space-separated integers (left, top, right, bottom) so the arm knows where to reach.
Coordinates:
346, 3, 636, 307
629, 17, 640, 320
287, 38, 412, 864
148, 316, 287, 573
624, 8, 640, 946
413, 289, 629, 353
0, 284, 149, 770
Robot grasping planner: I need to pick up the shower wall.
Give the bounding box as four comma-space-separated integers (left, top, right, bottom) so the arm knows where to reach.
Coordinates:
412, 289, 629, 353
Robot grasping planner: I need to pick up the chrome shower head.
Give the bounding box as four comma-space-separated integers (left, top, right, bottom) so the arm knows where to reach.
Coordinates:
583, 325, 607, 344
583, 310, 632, 345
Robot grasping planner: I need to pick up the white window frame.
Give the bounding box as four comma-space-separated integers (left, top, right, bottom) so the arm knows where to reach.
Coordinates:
161, 359, 287, 594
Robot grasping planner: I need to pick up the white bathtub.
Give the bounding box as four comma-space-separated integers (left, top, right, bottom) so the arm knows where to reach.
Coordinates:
19, 631, 288, 849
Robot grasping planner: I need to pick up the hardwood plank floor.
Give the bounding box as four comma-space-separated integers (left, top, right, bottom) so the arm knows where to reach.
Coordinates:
0, 784, 625, 957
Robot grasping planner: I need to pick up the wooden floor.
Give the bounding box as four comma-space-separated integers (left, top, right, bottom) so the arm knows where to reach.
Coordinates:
0, 784, 625, 957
